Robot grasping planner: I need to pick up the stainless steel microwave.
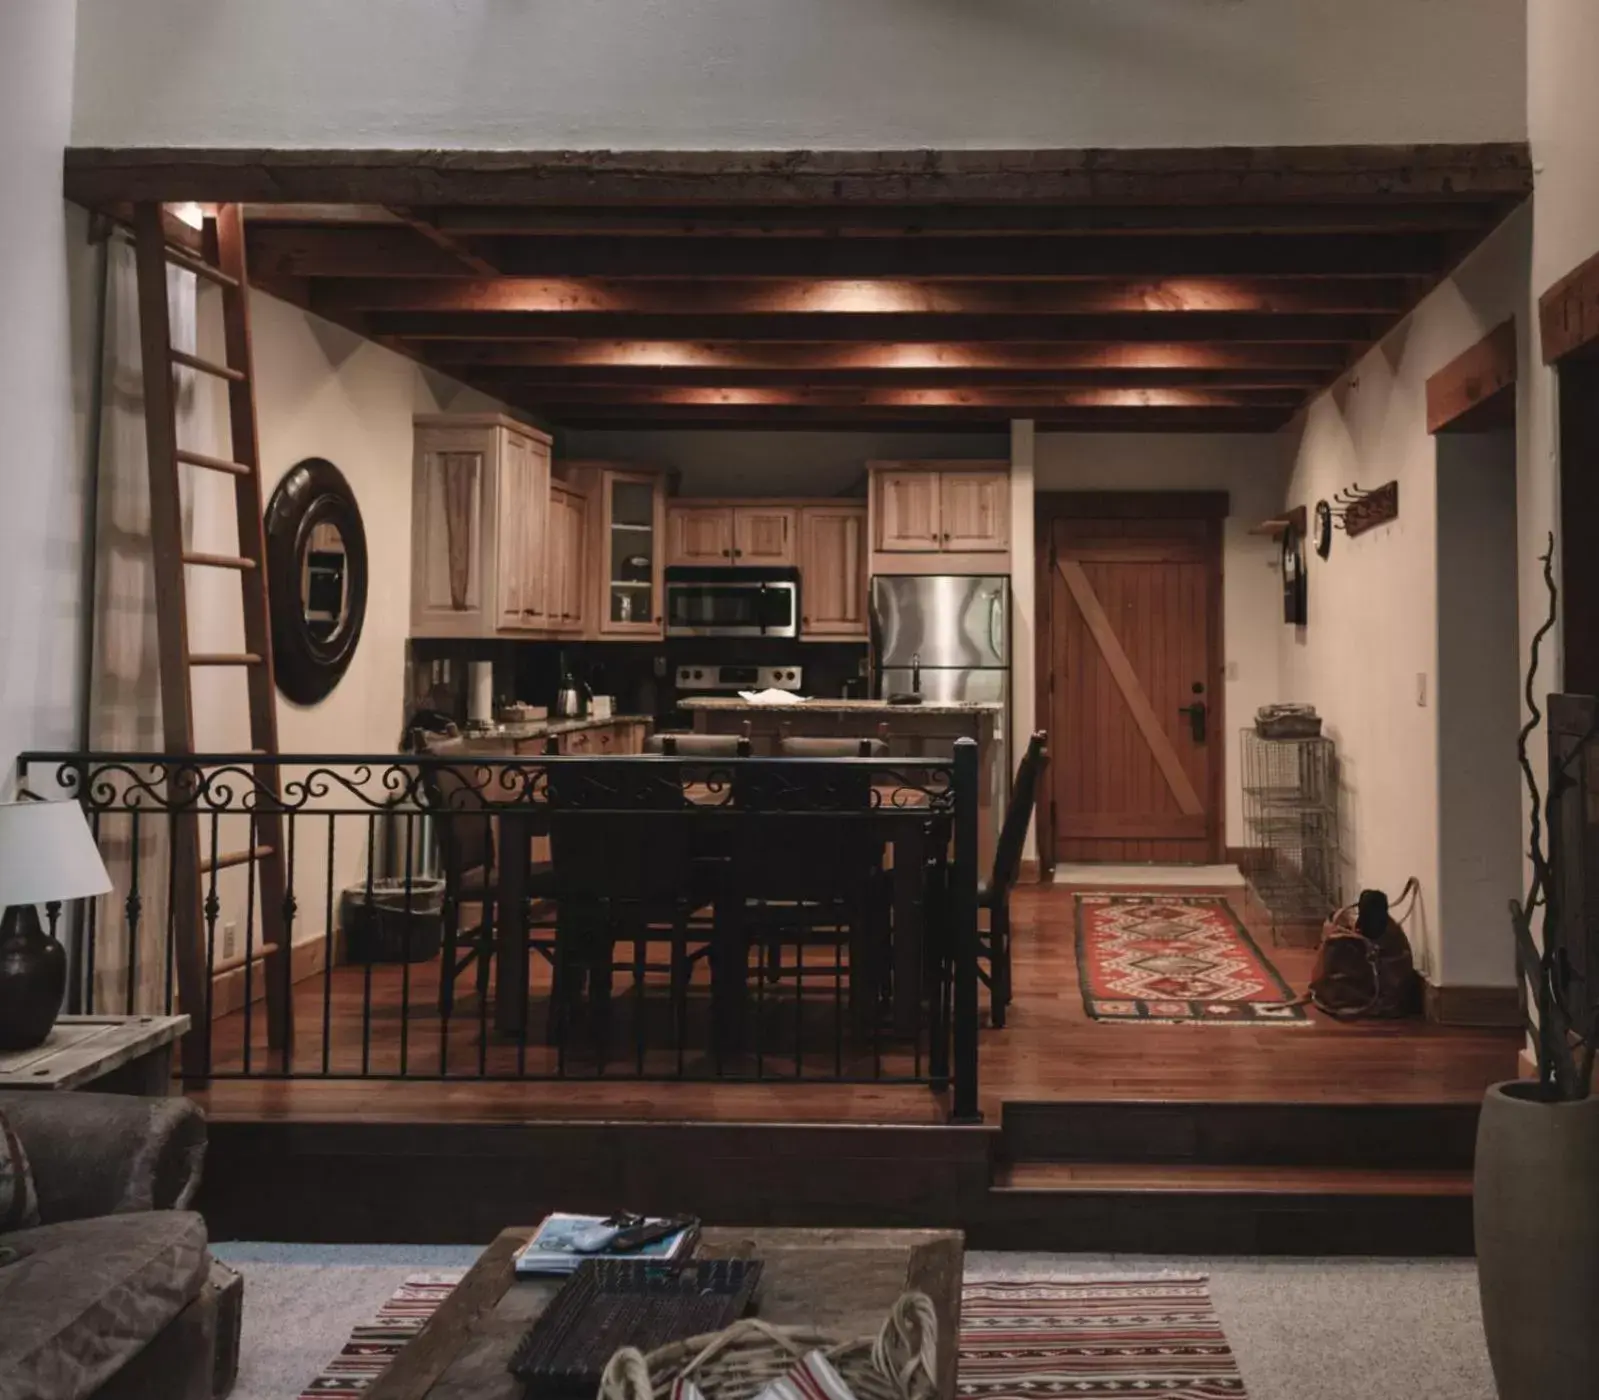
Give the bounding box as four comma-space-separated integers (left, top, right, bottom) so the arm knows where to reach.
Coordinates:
664, 567, 801, 638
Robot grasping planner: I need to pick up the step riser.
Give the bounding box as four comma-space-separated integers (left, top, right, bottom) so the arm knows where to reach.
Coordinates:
977, 1190, 1474, 1255
1002, 1102, 1481, 1170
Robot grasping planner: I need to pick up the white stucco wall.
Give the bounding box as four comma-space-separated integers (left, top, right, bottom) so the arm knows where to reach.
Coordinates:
1026, 431, 1290, 849
1276, 208, 1532, 984
69, 0, 1526, 150
0, 1, 83, 788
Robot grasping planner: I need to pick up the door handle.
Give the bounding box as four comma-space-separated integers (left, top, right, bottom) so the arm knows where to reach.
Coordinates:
1178, 701, 1208, 743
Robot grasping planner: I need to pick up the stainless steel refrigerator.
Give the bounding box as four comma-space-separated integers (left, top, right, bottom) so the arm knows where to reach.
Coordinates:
870, 574, 1011, 800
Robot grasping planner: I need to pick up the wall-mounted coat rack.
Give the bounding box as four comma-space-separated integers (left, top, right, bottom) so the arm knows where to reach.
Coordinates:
1330, 481, 1399, 538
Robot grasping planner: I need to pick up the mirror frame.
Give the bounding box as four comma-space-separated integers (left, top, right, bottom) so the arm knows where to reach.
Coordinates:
265, 457, 369, 705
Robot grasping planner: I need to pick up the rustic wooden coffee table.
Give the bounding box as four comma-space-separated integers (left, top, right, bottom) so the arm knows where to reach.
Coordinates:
365, 1227, 963, 1400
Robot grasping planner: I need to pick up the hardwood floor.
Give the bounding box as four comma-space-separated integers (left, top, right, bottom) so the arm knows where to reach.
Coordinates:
192, 881, 1520, 1124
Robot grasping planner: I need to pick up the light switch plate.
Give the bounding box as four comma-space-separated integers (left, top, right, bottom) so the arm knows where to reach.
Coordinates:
1415, 672, 1428, 707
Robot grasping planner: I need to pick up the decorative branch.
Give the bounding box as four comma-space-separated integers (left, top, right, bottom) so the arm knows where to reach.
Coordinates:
1514, 533, 1599, 1099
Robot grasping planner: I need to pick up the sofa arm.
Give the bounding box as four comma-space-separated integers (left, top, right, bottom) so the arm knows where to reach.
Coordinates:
0, 1091, 206, 1223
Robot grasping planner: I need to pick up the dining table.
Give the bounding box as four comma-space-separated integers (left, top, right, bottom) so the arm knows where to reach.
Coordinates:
482, 761, 950, 1040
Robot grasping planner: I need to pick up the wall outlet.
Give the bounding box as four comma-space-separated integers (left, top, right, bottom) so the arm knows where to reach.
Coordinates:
222, 920, 238, 961
1415, 672, 1428, 707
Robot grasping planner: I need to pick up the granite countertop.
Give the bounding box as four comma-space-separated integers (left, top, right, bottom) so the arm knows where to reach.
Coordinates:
678, 697, 1001, 715
448, 714, 652, 748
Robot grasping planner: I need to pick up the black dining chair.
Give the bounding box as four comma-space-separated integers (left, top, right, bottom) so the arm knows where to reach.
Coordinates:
644, 730, 752, 758
544, 760, 704, 1067
417, 744, 559, 1022
979, 731, 1049, 1028
727, 760, 893, 1049
777, 736, 888, 758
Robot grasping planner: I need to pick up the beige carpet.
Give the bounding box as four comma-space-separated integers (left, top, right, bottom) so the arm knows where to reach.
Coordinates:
213, 1244, 1496, 1400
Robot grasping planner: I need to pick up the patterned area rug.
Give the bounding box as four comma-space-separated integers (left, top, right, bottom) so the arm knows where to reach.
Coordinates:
961, 1277, 1246, 1398
1075, 894, 1307, 1024
296, 1272, 464, 1397
299, 1271, 1248, 1399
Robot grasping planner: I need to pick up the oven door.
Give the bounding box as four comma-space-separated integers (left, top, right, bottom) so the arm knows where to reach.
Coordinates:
665, 580, 798, 637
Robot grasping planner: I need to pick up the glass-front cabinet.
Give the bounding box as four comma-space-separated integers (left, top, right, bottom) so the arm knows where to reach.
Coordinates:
567, 462, 666, 638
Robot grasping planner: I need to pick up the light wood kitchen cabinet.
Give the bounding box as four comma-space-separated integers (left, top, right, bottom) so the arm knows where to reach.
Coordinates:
412, 415, 552, 637
799, 505, 868, 638
939, 471, 1010, 552
545, 483, 588, 632
667, 503, 798, 565
562, 462, 666, 638
874, 471, 944, 552
666, 504, 735, 565
870, 463, 1010, 555
734, 505, 797, 564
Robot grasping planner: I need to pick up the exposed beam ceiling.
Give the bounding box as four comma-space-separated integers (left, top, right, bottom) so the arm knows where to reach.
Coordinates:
74, 144, 1530, 432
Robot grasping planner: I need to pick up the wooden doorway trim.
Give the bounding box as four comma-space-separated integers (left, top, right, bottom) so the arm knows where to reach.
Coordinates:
1034, 491, 1228, 871
1540, 246, 1599, 365
1426, 319, 1517, 433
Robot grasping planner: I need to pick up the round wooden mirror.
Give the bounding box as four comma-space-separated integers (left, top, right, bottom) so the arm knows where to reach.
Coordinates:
265, 457, 368, 705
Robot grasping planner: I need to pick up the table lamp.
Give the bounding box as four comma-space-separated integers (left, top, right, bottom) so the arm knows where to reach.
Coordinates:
0, 800, 113, 1051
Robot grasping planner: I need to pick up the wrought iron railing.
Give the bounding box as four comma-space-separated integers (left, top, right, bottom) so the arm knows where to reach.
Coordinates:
18, 744, 982, 1119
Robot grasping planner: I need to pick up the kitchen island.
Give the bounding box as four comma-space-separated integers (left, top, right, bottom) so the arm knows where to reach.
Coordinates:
680, 697, 1004, 866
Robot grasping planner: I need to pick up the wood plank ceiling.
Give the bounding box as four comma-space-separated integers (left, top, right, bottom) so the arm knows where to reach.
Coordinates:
67, 145, 1532, 433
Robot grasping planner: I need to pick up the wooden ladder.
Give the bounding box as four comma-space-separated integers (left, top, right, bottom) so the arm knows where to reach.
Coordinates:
132, 203, 292, 1081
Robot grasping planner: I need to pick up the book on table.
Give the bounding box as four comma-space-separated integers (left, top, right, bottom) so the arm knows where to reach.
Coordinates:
513, 1213, 699, 1276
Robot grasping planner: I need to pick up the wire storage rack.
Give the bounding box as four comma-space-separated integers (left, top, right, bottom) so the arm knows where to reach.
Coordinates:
1240, 729, 1341, 943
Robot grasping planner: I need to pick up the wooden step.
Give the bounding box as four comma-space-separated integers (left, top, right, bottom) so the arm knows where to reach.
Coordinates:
200, 845, 275, 875
189, 653, 263, 667
982, 1159, 1475, 1255
999, 1099, 1482, 1170
164, 245, 240, 290
171, 348, 247, 383
996, 1160, 1474, 1197
182, 552, 256, 571
177, 448, 252, 477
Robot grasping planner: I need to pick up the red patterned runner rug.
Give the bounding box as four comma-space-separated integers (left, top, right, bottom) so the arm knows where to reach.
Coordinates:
959, 1276, 1247, 1399
299, 1272, 1249, 1397
1075, 894, 1307, 1024
297, 1272, 464, 1397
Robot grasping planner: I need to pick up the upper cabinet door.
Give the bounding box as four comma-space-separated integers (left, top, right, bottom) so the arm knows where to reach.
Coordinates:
733, 506, 797, 564
550, 487, 588, 631
601, 470, 664, 635
939, 471, 1010, 552
799, 505, 867, 638
412, 437, 487, 637
667, 504, 735, 565
514, 430, 553, 626
495, 428, 551, 631
875, 471, 943, 551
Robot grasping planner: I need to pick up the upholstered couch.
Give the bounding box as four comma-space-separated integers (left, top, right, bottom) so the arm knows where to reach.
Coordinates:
0, 1091, 221, 1400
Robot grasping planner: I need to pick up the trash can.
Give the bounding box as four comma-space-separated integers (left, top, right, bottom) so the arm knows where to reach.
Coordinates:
341, 877, 446, 963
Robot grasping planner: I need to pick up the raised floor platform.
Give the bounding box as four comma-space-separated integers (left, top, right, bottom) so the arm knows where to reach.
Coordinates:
192, 882, 1516, 1254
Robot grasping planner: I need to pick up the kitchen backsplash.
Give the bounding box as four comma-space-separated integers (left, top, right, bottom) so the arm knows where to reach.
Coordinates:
408, 637, 869, 728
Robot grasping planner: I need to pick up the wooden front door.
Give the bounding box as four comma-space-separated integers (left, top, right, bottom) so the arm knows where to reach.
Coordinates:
1043, 508, 1223, 863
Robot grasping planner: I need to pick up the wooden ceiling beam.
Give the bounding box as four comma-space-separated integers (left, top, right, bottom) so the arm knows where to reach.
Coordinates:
535, 404, 1292, 430
365, 310, 1381, 343
410, 340, 1347, 371
62, 144, 1532, 207
424, 201, 1508, 239
309, 275, 1408, 316
254, 226, 1446, 279
385, 206, 500, 275
460, 366, 1328, 390
511, 385, 1305, 410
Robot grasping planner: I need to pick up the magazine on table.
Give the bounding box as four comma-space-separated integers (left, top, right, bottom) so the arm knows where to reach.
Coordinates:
513, 1213, 699, 1276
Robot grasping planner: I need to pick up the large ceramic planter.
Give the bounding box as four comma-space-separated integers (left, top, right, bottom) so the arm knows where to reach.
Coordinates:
1475, 1080, 1599, 1400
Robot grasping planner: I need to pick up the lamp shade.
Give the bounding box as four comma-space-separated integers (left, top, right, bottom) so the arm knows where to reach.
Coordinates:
0, 800, 113, 907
